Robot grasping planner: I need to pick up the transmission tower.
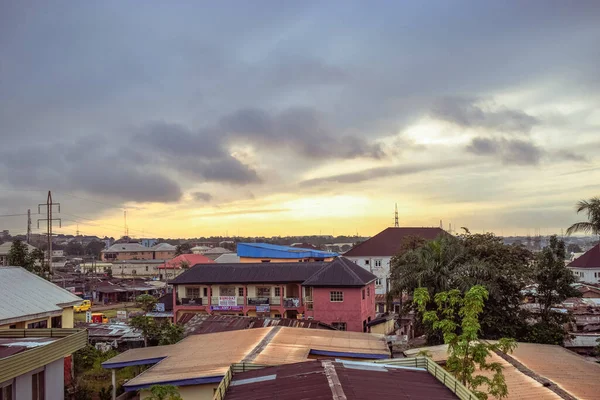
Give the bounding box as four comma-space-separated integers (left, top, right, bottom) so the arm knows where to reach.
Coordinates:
27, 209, 31, 244
38, 191, 61, 276
394, 203, 399, 227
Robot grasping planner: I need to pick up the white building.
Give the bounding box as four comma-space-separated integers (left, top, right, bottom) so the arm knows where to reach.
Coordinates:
344, 227, 446, 311
568, 243, 600, 284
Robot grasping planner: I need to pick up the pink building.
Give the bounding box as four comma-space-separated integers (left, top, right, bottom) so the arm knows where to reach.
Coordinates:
170, 257, 377, 332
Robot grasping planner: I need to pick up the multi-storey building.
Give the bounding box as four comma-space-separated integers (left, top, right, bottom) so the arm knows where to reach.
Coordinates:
171, 257, 376, 332
101, 242, 176, 261
568, 243, 600, 284
236, 243, 337, 263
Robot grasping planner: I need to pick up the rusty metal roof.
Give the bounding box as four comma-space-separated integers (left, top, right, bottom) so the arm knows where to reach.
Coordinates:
225, 360, 459, 400
344, 227, 447, 257
183, 314, 335, 336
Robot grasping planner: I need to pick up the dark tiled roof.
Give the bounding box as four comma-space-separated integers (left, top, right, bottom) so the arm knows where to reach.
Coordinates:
171, 262, 325, 284
171, 258, 374, 287
225, 360, 458, 400
569, 244, 600, 269
303, 257, 376, 287
344, 227, 447, 257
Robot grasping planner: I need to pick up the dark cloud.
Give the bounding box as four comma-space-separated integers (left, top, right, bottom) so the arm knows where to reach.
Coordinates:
431, 97, 540, 133
301, 160, 465, 186
466, 137, 542, 165
554, 150, 587, 162
191, 192, 212, 202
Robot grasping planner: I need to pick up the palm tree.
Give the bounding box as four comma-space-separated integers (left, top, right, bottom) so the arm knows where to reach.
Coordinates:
566, 197, 600, 235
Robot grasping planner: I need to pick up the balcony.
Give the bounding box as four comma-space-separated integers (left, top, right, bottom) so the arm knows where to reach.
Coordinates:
248, 297, 270, 306
178, 297, 207, 306
283, 298, 301, 308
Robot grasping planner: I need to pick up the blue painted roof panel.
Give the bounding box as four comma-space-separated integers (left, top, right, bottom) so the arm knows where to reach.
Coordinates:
237, 243, 338, 259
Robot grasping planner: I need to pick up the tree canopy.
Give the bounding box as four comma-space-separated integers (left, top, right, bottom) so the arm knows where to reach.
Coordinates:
566, 197, 600, 235
8, 240, 47, 277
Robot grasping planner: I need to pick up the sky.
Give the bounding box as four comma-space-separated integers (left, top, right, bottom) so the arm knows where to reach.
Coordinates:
1, 1, 600, 239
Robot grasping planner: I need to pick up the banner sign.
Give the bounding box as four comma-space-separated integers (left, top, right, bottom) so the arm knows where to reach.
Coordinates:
210, 305, 243, 311
218, 296, 237, 306
256, 305, 270, 313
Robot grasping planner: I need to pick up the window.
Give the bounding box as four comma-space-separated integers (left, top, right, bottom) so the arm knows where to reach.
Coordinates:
145, 266, 149, 272
367, 287, 370, 297
330, 291, 344, 302
32, 371, 44, 400
274, 313, 281, 318
186, 287, 200, 299
131, 269, 137, 275
362, 289, 365, 299
238, 287, 244, 297
8, 325, 16, 329
274, 287, 281, 297
0, 382, 13, 400
375, 278, 382, 286
364, 260, 370, 265
260, 260, 271, 263
27, 320, 48, 329
203, 288, 208, 297
332, 322, 347, 331
220, 287, 236, 296
257, 287, 271, 297
374, 259, 382, 267
51, 316, 62, 328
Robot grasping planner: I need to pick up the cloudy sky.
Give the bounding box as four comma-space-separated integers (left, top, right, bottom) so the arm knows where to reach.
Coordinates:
1, 1, 599, 238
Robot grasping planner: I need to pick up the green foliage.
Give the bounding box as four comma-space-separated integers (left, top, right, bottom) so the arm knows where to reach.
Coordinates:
159, 322, 184, 345
137, 294, 158, 312
7, 240, 48, 277
130, 316, 184, 346
414, 285, 516, 400
86, 240, 107, 257
523, 321, 567, 345
65, 241, 85, 256
566, 197, 600, 235
146, 384, 183, 400
175, 243, 192, 255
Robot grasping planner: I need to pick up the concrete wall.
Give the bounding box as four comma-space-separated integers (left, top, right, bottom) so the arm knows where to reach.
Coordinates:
154, 250, 176, 260
14, 358, 64, 400
370, 318, 396, 335
62, 307, 74, 328
239, 257, 334, 263
102, 251, 155, 261
310, 285, 376, 332
569, 267, 600, 284
140, 383, 218, 400
345, 256, 390, 295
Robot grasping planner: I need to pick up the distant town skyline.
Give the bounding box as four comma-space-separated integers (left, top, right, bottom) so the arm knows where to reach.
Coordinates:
1, 2, 599, 238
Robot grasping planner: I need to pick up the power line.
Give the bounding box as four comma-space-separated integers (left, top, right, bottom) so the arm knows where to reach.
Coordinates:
0, 213, 31, 218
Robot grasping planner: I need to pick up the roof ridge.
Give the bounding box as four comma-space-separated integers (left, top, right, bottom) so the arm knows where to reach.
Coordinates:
338, 257, 366, 284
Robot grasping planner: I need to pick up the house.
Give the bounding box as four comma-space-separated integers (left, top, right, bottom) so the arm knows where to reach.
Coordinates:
203, 246, 234, 260
344, 227, 447, 310
404, 342, 600, 400
151, 242, 177, 259
170, 257, 377, 332
0, 266, 82, 329
568, 243, 600, 284
237, 242, 337, 263
0, 329, 87, 399
157, 254, 215, 281
0, 242, 40, 266
191, 245, 211, 254
214, 253, 240, 263
221, 359, 462, 400
111, 259, 164, 278
102, 327, 390, 399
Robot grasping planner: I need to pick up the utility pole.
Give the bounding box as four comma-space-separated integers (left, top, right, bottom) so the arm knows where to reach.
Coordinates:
38, 191, 61, 278
27, 209, 31, 244
394, 203, 399, 227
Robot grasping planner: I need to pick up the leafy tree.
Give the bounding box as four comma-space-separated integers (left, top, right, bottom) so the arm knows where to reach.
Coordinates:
159, 323, 184, 345
130, 316, 183, 347
86, 240, 107, 257
137, 294, 158, 313
7, 240, 29, 267
8, 240, 47, 277
65, 241, 85, 256
146, 385, 182, 400
175, 243, 192, 255
414, 285, 516, 400
566, 243, 582, 254
566, 197, 600, 235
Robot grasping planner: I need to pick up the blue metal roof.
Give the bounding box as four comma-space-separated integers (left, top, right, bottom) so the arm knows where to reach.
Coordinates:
237, 243, 338, 259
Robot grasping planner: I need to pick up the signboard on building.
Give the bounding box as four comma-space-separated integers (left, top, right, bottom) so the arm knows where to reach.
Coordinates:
116, 310, 128, 320
155, 303, 165, 312
218, 296, 237, 306
210, 305, 243, 311
256, 305, 270, 313
85, 311, 92, 323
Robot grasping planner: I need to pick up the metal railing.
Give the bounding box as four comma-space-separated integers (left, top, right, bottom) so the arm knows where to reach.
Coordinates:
0, 329, 88, 383
373, 357, 478, 400
212, 362, 272, 400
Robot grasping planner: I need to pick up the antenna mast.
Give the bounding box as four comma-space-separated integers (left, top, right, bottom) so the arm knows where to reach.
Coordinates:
394, 203, 399, 227
27, 209, 31, 244
37, 191, 61, 277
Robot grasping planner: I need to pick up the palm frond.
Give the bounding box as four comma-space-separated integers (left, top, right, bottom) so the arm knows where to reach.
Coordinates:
566, 222, 596, 235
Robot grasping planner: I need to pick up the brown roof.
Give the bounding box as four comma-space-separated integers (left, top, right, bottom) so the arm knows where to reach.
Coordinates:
344, 227, 447, 257
225, 360, 458, 400
183, 314, 335, 335
569, 244, 600, 269
171, 258, 376, 287
158, 254, 215, 269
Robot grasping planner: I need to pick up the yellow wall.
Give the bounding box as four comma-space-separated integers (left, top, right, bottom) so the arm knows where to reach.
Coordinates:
140, 383, 218, 400
62, 307, 74, 329
239, 257, 334, 263
370, 319, 395, 335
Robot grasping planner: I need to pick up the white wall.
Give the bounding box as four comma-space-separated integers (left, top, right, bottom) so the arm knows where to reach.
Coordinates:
346, 256, 391, 295
14, 358, 64, 400
569, 267, 600, 284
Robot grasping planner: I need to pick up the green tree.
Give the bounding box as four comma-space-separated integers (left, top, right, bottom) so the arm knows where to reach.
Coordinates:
65, 241, 85, 256
159, 323, 184, 345
566, 243, 582, 254
136, 294, 158, 313
146, 385, 182, 400
175, 243, 192, 255
414, 285, 516, 400
86, 240, 107, 257
566, 197, 600, 235
8, 240, 47, 277
130, 316, 160, 347
7, 240, 29, 267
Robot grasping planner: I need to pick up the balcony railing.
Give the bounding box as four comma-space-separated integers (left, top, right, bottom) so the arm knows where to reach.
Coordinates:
247, 297, 270, 305
178, 297, 207, 306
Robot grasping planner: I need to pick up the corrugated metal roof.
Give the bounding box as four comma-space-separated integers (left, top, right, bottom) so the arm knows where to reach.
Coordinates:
103, 327, 390, 389
302, 257, 376, 287
183, 314, 334, 335
568, 243, 600, 269
0, 241, 40, 256
102, 243, 150, 253
214, 253, 241, 263
158, 254, 215, 269
225, 360, 459, 400
344, 227, 447, 257
152, 243, 177, 251
237, 243, 338, 259
0, 266, 83, 324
